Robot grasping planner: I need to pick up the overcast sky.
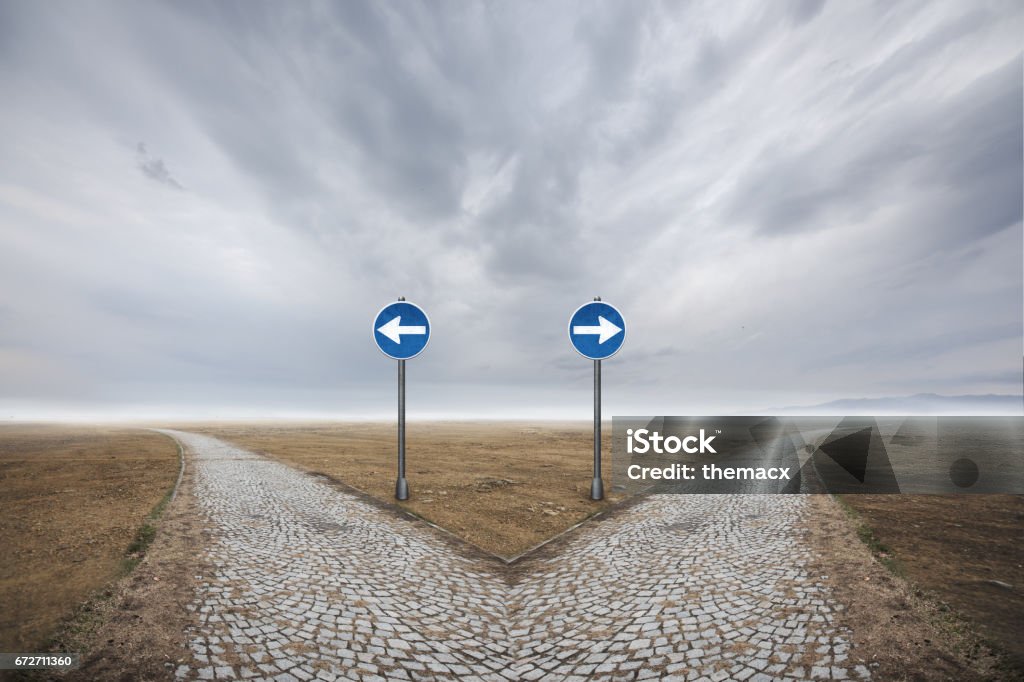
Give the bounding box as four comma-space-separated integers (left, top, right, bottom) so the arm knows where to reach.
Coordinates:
0, 0, 1021, 419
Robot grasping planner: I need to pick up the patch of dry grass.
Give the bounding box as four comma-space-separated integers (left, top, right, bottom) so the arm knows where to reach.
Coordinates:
189, 421, 623, 558
839, 494, 1024, 670
0, 425, 180, 651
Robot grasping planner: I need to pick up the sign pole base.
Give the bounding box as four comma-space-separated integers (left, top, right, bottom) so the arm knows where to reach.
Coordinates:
395, 477, 409, 501
590, 477, 604, 501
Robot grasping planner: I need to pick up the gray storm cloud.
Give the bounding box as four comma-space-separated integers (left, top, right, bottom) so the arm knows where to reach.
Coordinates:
136, 143, 183, 190
0, 0, 1020, 418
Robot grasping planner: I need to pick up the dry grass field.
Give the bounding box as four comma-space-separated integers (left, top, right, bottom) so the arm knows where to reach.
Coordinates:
0, 425, 180, 651
191, 421, 622, 558
840, 494, 1024, 668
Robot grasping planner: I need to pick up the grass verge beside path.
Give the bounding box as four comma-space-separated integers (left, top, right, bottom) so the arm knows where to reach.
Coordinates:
836, 493, 1024, 676
0, 426, 181, 654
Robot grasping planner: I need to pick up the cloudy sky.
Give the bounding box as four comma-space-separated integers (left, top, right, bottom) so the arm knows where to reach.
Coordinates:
0, 0, 1021, 419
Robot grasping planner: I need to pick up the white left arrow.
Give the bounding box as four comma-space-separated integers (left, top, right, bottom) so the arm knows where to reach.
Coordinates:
376, 316, 426, 344
573, 315, 622, 344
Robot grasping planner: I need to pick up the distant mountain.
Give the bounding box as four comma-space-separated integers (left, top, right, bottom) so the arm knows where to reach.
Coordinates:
767, 393, 1023, 415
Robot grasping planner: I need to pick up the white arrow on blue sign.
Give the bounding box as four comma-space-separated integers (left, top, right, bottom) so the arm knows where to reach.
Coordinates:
568, 301, 626, 360
373, 301, 431, 360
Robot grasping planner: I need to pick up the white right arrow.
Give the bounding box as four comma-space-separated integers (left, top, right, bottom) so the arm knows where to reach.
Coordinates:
573, 315, 622, 344
376, 316, 426, 344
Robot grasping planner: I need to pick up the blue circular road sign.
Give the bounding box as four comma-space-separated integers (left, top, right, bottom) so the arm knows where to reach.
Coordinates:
373, 301, 431, 360
568, 301, 626, 360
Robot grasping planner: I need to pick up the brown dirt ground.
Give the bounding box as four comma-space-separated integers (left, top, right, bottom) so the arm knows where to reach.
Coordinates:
54, 446, 203, 682
188, 421, 623, 558
806, 494, 1017, 681
0, 425, 180, 653
838, 494, 1024, 674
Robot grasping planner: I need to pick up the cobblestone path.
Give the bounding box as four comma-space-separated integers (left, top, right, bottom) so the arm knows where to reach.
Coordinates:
165, 431, 869, 681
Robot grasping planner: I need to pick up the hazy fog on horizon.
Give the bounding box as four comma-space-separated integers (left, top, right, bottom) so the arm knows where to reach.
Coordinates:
0, 1, 1021, 419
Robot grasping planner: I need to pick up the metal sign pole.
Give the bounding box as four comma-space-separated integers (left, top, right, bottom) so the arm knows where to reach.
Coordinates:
396, 358, 408, 499
591, 296, 605, 501
591, 358, 604, 500
395, 298, 409, 501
